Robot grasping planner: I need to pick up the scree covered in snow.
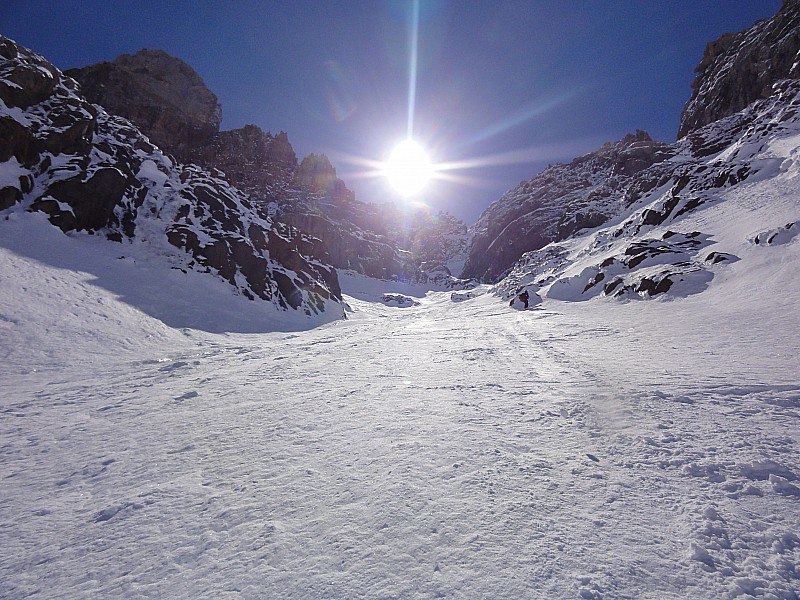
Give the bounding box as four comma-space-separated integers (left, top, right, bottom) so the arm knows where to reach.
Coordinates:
1, 134, 800, 598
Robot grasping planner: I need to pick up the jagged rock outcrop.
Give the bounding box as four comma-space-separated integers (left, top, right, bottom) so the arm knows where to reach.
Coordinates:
276, 153, 472, 285
0, 36, 342, 318
66, 48, 473, 286
189, 125, 298, 204
462, 131, 673, 282
466, 2, 800, 286
295, 153, 354, 204
189, 129, 409, 280
65, 49, 222, 162
494, 8, 800, 305
497, 80, 800, 303
678, 0, 800, 138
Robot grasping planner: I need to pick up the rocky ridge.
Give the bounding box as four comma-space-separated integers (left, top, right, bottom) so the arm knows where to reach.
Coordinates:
461, 131, 674, 282
494, 10, 800, 305
678, 0, 800, 138
188, 125, 298, 205
465, 1, 800, 287
497, 79, 800, 304
65, 50, 222, 164
67, 51, 471, 286
0, 36, 343, 319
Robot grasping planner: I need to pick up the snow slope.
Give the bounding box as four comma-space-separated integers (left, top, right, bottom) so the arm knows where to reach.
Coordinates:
495, 80, 800, 310
2, 195, 799, 598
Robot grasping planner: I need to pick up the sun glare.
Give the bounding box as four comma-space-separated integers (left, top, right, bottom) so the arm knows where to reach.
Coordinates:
384, 139, 433, 197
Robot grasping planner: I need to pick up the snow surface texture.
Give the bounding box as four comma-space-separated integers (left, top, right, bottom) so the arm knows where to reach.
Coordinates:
2, 189, 800, 599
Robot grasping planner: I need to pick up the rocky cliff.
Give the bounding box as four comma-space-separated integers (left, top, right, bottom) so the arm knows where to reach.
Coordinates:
67, 50, 471, 285
464, 1, 800, 284
0, 36, 343, 318
496, 78, 800, 305
678, 0, 800, 138
65, 50, 222, 163
189, 125, 298, 206
492, 2, 800, 304
461, 131, 673, 282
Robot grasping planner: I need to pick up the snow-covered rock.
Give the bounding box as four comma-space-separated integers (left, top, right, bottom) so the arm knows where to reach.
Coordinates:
68, 52, 473, 284
64, 48, 222, 163
381, 293, 420, 308
462, 131, 674, 282
466, 2, 800, 286
496, 79, 800, 303
490, 2, 800, 303
0, 35, 343, 319
450, 290, 478, 302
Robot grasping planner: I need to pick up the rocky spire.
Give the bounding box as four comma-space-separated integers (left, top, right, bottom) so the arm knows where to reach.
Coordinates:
66, 49, 222, 162
677, 0, 800, 138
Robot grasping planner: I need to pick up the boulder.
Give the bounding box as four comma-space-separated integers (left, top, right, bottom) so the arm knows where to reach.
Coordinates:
0, 37, 59, 109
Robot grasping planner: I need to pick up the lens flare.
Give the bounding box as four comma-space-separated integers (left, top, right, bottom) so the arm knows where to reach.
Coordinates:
326, 0, 590, 204
407, 0, 420, 138
384, 139, 433, 197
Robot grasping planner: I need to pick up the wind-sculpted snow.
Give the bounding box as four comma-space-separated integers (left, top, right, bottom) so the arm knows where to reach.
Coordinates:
752, 221, 799, 246
1, 247, 799, 597
0, 36, 343, 322
496, 81, 800, 304
2, 5, 800, 597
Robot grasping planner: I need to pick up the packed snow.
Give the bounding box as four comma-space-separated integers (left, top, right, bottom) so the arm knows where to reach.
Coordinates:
2, 163, 799, 598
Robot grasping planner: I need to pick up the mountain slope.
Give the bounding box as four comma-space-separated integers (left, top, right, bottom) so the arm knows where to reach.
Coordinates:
464, 0, 800, 285
461, 131, 673, 282
2, 220, 798, 598
2, 7, 800, 598
67, 49, 472, 285
497, 81, 800, 305
0, 36, 343, 324
64, 49, 222, 164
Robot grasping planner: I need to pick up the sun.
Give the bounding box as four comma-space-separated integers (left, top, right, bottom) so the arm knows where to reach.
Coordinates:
384, 139, 433, 197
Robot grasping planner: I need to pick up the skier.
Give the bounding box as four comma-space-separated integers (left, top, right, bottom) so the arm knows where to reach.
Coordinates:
519, 289, 529, 309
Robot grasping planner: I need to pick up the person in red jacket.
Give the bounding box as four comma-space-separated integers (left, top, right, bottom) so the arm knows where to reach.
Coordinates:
518, 289, 530, 309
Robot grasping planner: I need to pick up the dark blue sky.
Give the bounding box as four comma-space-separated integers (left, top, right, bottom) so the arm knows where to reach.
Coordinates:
1, 0, 782, 223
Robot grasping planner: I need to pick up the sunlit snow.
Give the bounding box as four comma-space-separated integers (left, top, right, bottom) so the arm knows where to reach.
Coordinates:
2, 155, 799, 597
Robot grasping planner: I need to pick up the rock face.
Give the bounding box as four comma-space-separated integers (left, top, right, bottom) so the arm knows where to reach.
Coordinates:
190, 133, 471, 283
497, 79, 800, 303
492, 0, 800, 304
189, 134, 471, 284
462, 131, 673, 282
278, 154, 472, 284
677, 0, 800, 138
188, 125, 298, 204
0, 36, 342, 318
466, 2, 800, 285
69, 51, 472, 286
65, 49, 222, 162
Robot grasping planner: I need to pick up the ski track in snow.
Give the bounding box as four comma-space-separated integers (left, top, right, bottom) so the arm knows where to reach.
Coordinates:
2, 278, 799, 599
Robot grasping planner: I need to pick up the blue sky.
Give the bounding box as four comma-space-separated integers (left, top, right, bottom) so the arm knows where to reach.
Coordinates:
1, 0, 781, 223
